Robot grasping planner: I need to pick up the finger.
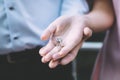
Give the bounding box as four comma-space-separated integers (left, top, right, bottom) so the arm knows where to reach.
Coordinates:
42, 45, 61, 63
60, 41, 83, 65
41, 24, 56, 40
49, 60, 60, 69
41, 57, 46, 63
54, 19, 71, 36
60, 52, 77, 65
52, 42, 77, 61
39, 40, 54, 56
83, 27, 92, 40
41, 16, 70, 41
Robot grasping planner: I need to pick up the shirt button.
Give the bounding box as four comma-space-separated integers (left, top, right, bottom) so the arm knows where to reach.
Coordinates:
9, 6, 14, 10
14, 36, 18, 40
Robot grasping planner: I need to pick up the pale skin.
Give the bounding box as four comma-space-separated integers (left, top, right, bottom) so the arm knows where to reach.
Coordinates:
39, 15, 92, 68
39, 0, 114, 68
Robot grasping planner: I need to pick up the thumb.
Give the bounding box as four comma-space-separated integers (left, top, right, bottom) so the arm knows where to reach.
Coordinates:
41, 24, 56, 40
83, 27, 93, 40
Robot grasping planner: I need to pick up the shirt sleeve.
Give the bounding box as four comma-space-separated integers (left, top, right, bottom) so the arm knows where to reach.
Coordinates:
60, 0, 89, 15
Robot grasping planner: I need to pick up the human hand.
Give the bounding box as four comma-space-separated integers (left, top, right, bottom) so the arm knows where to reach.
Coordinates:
39, 15, 92, 68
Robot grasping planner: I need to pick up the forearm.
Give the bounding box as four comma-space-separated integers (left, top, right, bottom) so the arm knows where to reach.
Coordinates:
86, 0, 114, 32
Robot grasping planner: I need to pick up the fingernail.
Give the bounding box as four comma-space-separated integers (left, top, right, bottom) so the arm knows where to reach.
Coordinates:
41, 57, 46, 63
39, 49, 46, 56
44, 56, 50, 62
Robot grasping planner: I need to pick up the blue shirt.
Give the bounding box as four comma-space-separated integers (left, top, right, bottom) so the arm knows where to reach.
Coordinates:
0, 0, 89, 54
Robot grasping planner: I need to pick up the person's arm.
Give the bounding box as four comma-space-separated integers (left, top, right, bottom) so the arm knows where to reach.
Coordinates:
86, 0, 114, 32
39, 0, 114, 68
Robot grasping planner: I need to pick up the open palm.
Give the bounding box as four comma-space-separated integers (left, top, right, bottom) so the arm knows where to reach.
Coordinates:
39, 15, 92, 68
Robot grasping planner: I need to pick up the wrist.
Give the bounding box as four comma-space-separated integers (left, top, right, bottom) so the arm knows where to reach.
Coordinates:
71, 14, 93, 40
